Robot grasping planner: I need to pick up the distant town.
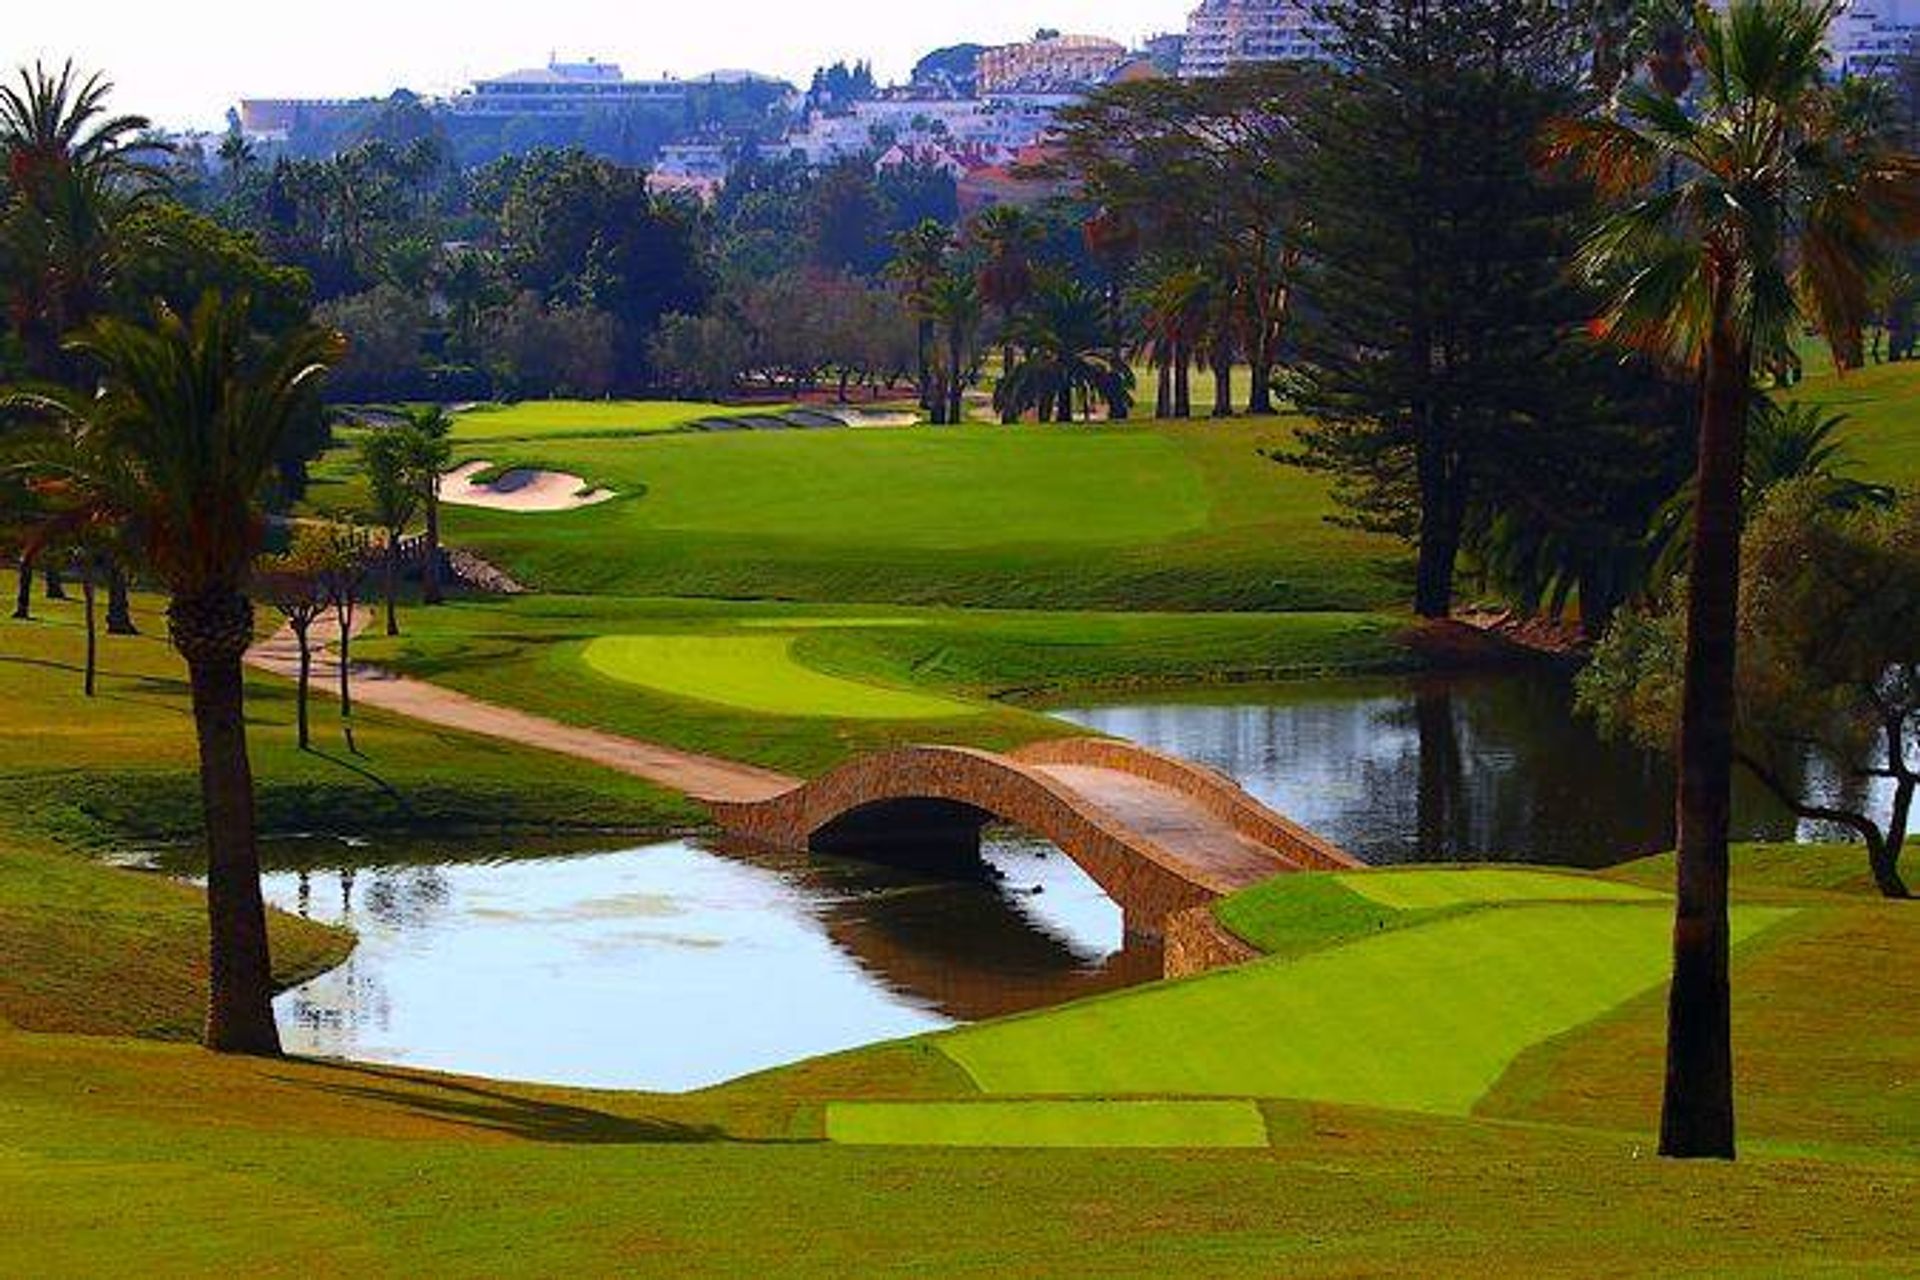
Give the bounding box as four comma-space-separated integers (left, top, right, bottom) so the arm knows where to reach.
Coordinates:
194, 0, 1920, 195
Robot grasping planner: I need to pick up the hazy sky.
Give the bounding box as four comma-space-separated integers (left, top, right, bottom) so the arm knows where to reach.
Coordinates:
10, 0, 1193, 131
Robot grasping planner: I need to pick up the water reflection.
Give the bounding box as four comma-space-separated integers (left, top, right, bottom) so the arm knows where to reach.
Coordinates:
1053, 671, 1797, 868
260, 832, 1137, 1091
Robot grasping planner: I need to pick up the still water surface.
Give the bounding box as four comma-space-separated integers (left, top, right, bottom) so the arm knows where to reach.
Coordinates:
264, 834, 1142, 1090
265, 670, 1807, 1087
1054, 671, 1797, 868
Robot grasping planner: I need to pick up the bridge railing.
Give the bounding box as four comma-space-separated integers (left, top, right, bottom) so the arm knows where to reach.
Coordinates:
1010, 737, 1360, 872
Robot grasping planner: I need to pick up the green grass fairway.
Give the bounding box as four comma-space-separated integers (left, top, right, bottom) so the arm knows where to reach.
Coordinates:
449, 399, 747, 442
0, 596, 696, 848
938, 903, 1793, 1113
1789, 359, 1920, 487
824, 1099, 1270, 1148
0, 840, 348, 1040
580, 632, 980, 720
311, 416, 1405, 610
1335, 867, 1665, 911
358, 595, 1409, 776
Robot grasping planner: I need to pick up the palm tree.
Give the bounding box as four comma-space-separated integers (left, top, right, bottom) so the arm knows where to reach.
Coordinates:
399, 406, 454, 605
359, 427, 421, 636
886, 220, 955, 415
1544, 0, 1920, 1158
970, 206, 1040, 422
0, 61, 166, 379
924, 271, 981, 425
6, 292, 342, 1054
1137, 265, 1210, 419
995, 278, 1135, 423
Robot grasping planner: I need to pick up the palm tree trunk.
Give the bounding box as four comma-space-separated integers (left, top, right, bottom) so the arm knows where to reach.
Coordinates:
293, 619, 313, 751
422, 489, 444, 606
1212, 355, 1234, 418
1173, 350, 1191, 419
1659, 315, 1746, 1161
916, 319, 934, 412
333, 598, 358, 754
947, 333, 965, 425
1155, 360, 1172, 418
81, 563, 97, 698
106, 564, 137, 635
1248, 359, 1276, 415
173, 590, 282, 1056
384, 537, 400, 637
13, 552, 33, 620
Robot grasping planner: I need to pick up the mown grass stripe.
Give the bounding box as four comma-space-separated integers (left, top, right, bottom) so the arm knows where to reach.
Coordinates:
938, 903, 1795, 1114
824, 1100, 1270, 1148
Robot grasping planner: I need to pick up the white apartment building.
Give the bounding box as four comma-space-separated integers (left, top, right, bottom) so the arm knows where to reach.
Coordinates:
446, 59, 684, 118
1180, 0, 1330, 76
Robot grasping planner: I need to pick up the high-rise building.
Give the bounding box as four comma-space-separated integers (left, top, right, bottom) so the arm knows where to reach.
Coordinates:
976, 34, 1134, 94
1179, 0, 1330, 77
1826, 0, 1920, 74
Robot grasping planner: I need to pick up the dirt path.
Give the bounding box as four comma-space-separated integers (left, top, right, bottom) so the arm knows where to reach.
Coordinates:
245, 613, 798, 805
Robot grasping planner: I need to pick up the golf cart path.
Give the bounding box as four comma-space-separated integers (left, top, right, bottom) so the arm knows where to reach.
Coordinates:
245, 614, 798, 804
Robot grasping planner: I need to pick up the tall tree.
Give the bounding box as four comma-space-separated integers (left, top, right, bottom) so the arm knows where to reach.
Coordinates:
995, 277, 1135, 423
1544, 0, 1920, 1158
358, 427, 421, 638
6, 293, 341, 1054
399, 406, 454, 606
887, 219, 956, 415
1286, 0, 1591, 619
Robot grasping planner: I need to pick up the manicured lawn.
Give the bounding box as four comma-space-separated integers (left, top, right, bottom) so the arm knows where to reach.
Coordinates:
1789, 359, 1920, 487
581, 632, 979, 720
824, 1099, 1271, 1148
1334, 866, 1664, 910
354, 594, 1412, 776
0, 838, 347, 1040
448, 398, 749, 442
937, 901, 1793, 1113
0, 828, 1916, 1271
0, 595, 697, 849
309, 415, 1407, 611
6, 1024, 1917, 1274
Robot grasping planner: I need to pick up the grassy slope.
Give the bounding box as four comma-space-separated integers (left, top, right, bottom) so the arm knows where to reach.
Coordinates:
0, 838, 348, 1039
0, 596, 697, 849
310, 415, 1407, 611
1481, 844, 1920, 1159
936, 899, 1790, 1112
5, 1027, 1914, 1275
2, 851, 1917, 1271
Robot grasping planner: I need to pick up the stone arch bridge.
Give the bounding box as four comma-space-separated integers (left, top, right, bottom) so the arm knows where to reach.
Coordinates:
707, 737, 1358, 938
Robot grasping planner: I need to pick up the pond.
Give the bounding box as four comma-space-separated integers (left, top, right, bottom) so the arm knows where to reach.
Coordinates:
258, 833, 1152, 1090
256, 668, 1818, 1089
1051, 669, 1799, 868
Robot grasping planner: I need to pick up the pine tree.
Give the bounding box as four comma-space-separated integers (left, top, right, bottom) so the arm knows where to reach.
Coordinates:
1286, 0, 1589, 618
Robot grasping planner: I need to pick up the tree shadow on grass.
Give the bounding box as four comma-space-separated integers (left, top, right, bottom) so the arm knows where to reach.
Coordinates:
299, 746, 413, 815
279, 1059, 730, 1145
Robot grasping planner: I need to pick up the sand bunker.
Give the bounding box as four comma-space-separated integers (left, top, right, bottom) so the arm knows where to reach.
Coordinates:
832, 408, 921, 428
439, 460, 614, 512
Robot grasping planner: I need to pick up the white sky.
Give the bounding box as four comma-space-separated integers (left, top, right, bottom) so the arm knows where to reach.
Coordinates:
7, 0, 1192, 131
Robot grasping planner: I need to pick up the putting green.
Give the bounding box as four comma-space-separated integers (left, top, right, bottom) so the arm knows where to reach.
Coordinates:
450, 399, 741, 442
938, 902, 1795, 1113
1334, 868, 1666, 911
579, 633, 981, 720
824, 1100, 1270, 1149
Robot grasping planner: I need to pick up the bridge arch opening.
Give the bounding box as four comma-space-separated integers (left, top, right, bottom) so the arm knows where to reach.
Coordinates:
808, 797, 995, 876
